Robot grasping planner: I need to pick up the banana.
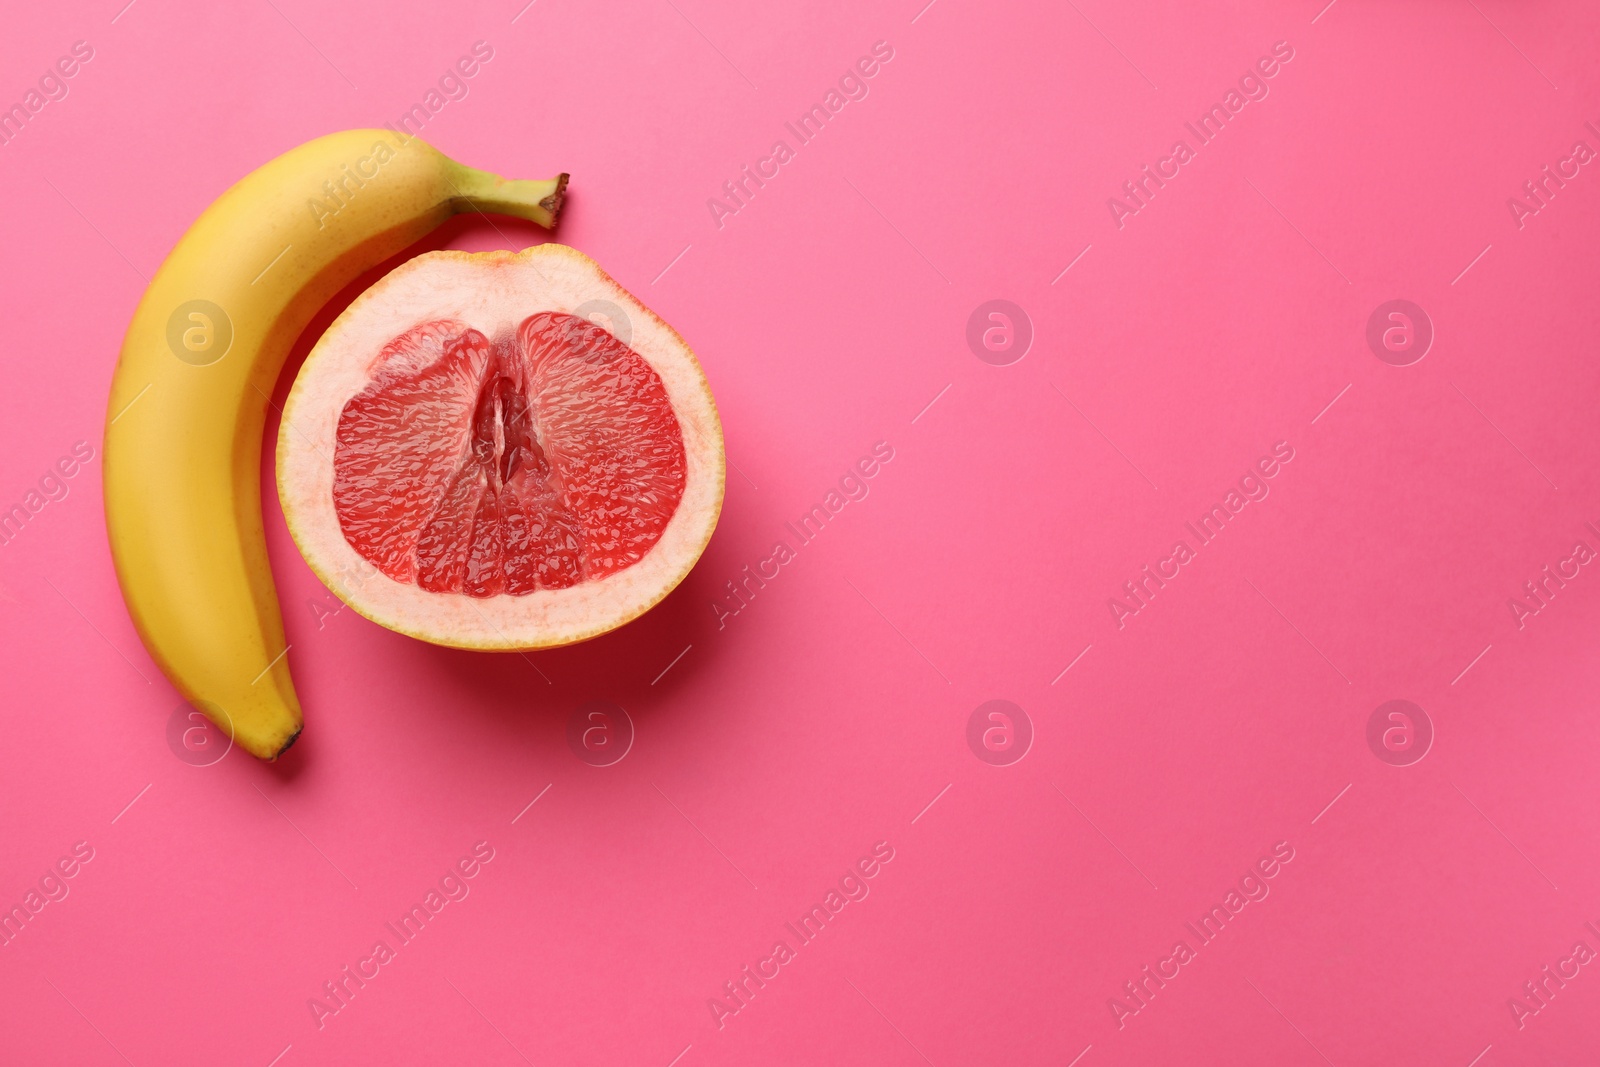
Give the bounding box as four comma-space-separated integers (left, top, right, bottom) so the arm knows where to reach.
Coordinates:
104, 130, 567, 760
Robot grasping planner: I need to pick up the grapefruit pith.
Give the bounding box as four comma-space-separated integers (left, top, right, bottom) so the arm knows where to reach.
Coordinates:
278, 244, 724, 650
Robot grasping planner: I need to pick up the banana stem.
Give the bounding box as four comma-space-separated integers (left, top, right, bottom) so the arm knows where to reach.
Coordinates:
445, 163, 568, 229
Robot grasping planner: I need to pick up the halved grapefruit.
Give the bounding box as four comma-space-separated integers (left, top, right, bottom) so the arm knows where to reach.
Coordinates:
277, 244, 724, 650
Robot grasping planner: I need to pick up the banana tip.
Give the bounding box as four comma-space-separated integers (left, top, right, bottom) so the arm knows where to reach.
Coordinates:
541, 173, 569, 226
270, 724, 304, 762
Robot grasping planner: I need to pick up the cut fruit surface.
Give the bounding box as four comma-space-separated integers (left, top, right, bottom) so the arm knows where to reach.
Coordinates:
278, 245, 724, 650
332, 315, 686, 596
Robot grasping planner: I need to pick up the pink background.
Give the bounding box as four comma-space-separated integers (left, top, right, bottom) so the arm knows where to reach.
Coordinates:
3, 1, 1600, 1064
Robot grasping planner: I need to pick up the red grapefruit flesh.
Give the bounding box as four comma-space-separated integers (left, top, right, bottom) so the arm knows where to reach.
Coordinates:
278, 245, 724, 649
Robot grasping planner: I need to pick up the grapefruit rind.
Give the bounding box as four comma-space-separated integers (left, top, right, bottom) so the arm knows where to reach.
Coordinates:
277, 244, 724, 650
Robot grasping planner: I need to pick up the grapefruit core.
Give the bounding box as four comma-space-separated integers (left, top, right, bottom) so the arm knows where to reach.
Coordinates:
278, 245, 724, 650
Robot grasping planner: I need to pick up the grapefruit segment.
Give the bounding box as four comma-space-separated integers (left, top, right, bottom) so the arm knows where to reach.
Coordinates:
278, 245, 723, 650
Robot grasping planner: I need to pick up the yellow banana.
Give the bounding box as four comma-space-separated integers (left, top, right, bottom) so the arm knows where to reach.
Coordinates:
104, 130, 567, 759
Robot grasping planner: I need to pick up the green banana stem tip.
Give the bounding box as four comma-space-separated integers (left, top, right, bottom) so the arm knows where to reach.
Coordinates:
447, 166, 568, 229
